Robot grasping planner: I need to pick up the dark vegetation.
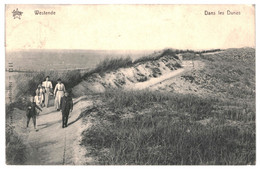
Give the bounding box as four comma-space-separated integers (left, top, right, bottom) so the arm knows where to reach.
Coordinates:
6, 127, 28, 164
6, 106, 28, 165
6, 125, 28, 165
17, 70, 82, 97
81, 90, 255, 165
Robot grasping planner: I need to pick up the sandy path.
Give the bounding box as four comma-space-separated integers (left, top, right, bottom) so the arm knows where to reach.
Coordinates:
13, 96, 94, 165
130, 68, 185, 90
126, 60, 196, 90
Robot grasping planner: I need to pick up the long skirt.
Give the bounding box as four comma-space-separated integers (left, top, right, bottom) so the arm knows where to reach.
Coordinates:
55, 91, 64, 110
35, 95, 44, 107
44, 88, 51, 108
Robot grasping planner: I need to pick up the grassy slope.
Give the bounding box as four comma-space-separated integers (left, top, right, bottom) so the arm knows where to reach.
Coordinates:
6, 106, 28, 164
80, 48, 255, 165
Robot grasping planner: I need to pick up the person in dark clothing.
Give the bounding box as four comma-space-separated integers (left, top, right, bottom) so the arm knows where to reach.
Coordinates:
26, 96, 42, 131
60, 91, 73, 128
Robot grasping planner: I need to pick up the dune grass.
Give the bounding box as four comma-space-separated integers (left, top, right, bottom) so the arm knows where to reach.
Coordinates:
103, 89, 214, 120
82, 48, 183, 79
6, 126, 28, 165
6, 106, 28, 165
84, 118, 254, 165
82, 57, 133, 79
81, 89, 255, 165
133, 49, 180, 64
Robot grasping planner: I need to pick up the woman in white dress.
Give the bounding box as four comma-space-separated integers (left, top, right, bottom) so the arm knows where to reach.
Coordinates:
42, 76, 53, 108
54, 78, 66, 111
35, 84, 45, 108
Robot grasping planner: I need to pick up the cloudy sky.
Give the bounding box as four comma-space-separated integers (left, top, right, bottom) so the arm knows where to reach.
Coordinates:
5, 4, 255, 50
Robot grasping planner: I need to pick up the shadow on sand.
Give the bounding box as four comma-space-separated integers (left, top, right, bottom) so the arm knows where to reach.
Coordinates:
67, 106, 96, 127
37, 119, 62, 130
39, 109, 59, 117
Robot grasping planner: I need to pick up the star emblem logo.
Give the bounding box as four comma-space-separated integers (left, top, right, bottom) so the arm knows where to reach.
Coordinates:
12, 8, 23, 19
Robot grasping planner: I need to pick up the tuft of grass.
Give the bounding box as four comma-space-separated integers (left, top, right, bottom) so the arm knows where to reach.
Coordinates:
82, 57, 133, 79
82, 48, 182, 80
133, 48, 180, 64
6, 106, 28, 165
6, 126, 28, 165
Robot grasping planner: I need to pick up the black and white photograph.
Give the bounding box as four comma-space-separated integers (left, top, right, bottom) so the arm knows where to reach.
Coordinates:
4, 4, 256, 165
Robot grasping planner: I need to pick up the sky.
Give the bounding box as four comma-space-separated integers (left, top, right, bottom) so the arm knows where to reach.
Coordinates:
5, 4, 255, 50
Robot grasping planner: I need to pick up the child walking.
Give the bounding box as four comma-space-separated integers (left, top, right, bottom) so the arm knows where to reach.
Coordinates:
26, 96, 42, 131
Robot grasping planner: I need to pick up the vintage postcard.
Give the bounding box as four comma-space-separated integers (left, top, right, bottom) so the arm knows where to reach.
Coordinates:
5, 4, 255, 165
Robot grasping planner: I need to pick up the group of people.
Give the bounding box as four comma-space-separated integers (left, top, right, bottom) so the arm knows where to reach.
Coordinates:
34, 76, 65, 110
26, 76, 73, 131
